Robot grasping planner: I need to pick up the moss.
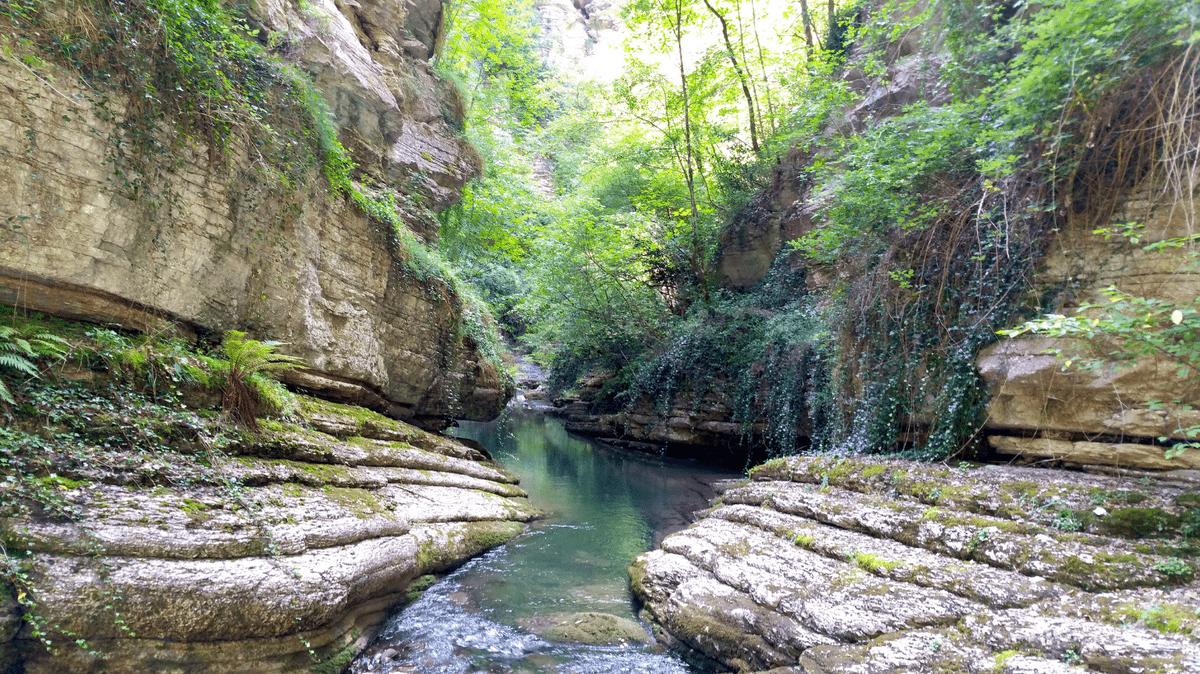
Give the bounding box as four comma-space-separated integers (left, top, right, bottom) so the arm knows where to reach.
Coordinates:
281, 483, 306, 498
628, 557, 649, 592
930, 512, 1038, 535
1116, 603, 1197, 636
36, 475, 88, 491
404, 574, 438, 603
824, 458, 862, 483
310, 638, 357, 674
828, 569, 867, 591
1177, 493, 1200, 507
853, 553, 902, 574
179, 498, 207, 513
720, 540, 752, 557
999, 481, 1040, 499
749, 457, 788, 480
324, 487, 387, 519
664, 604, 767, 663
540, 612, 652, 646
1102, 508, 1181, 539
793, 534, 816, 547
992, 649, 1020, 673
860, 464, 888, 479
298, 397, 418, 440
994, 505, 1023, 520
415, 521, 523, 574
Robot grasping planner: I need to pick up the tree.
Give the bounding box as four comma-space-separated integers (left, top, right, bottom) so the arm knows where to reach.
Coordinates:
701, 0, 760, 153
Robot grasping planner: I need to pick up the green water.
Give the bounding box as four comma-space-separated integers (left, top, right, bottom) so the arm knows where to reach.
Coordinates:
353, 413, 737, 673
455, 414, 730, 622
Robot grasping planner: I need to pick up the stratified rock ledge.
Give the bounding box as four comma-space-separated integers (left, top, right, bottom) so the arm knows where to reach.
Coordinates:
631, 455, 1200, 674
0, 399, 540, 674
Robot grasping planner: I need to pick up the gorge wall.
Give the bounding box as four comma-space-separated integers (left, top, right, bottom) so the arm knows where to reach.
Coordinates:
549, 2, 1200, 474
0, 0, 541, 671
0, 0, 509, 428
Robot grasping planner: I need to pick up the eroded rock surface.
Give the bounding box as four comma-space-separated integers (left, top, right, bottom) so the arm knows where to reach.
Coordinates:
632, 456, 1200, 673
0, 0, 504, 426
0, 399, 539, 674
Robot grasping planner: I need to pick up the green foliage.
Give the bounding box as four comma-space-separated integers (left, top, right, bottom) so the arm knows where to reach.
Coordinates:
218, 330, 305, 431
522, 206, 677, 391
0, 323, 68, 403
791, 103, 976, 263
437, 0, 549, 126
1154, 558, 1193, 579
86, 327, 216, 398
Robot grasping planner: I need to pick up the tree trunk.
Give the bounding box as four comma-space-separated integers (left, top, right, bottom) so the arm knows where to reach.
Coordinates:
702, 0, 760, 153
828, 0, 836, 48
798, 0, 815, 55
674, 0, 709, 303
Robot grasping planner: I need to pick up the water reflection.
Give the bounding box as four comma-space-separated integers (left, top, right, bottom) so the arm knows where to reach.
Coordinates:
351, 413, 738, 673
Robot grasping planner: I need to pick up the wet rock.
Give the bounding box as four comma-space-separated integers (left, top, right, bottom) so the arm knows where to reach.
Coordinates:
519, 612, 652, 646
632, 456, 1200, 674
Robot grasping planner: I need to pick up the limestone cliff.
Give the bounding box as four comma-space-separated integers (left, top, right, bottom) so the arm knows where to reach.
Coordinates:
533, 0, 622, 79
0, 0, 509, 428
551, 0, 1200, 474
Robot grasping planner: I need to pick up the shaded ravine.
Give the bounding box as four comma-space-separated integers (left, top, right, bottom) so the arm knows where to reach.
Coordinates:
350, 413, 739, 673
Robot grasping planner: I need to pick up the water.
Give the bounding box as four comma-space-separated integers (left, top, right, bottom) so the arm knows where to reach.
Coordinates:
351, 413, 739, 674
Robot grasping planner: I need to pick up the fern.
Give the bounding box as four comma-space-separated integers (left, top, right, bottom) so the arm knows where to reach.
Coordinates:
0, 325, 69, 403
219, 330, 305, 431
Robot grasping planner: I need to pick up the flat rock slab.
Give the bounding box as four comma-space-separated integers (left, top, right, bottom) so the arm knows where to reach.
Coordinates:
631, 456, 1200, 673
0, 400, 538, 674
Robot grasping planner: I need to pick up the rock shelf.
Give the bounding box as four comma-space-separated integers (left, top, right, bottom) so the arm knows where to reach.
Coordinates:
631, 456, 1200, 673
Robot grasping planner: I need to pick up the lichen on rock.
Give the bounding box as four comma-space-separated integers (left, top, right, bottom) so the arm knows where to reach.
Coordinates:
631, 456, 1200, 673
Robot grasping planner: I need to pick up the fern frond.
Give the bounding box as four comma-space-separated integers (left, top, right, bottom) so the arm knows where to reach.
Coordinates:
0, 353, 38, 377
11, 338, 34, 357
29, 332, 70, 358
0, 379, 12, 404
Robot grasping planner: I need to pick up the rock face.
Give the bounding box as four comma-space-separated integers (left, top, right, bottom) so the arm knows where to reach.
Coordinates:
0, 0, 506, 427
556, 5, 1199, 472
0, 397, 539, 673
978, 183, 1200, 468
632, 455, 1200, 674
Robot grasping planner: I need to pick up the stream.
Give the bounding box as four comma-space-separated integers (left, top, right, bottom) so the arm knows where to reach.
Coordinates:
349, 412, 739, 674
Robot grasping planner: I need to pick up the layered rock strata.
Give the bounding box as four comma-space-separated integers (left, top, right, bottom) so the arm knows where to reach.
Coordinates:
0, 399, 540, 673
632, 455, 1200, 673
0, 0, 505, 427
978, 183, 1200, 468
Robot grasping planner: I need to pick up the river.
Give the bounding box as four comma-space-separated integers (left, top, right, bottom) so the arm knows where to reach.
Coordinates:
349, 412, 739, 674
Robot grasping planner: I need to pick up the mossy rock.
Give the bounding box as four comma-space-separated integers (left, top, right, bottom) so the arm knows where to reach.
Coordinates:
524, 612, 651, 646
1101, 508, 1181, 539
